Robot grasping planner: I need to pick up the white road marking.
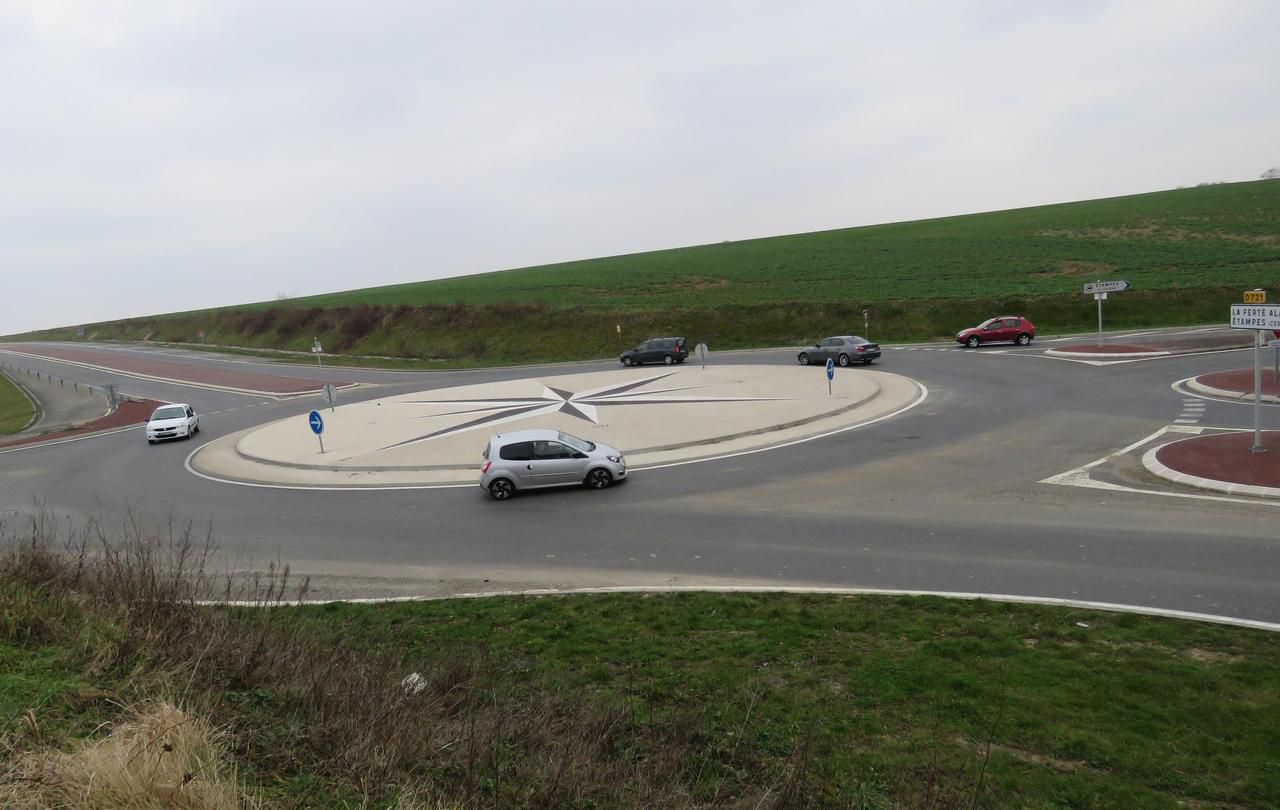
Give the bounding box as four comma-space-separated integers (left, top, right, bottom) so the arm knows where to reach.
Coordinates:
212, 585, 1280, 633
1039, 425, 1280, 509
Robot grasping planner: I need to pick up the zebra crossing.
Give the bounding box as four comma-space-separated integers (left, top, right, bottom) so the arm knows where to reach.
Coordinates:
1174, 397, 1207, 425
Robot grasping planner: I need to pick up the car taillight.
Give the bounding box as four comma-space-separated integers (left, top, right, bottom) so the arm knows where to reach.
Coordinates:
481, 461, 491, 473
856, 346, 864, 352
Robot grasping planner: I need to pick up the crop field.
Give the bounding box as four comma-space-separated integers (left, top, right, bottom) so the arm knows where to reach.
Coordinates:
283, 180, 1280, 311
10, 180, 1279, 364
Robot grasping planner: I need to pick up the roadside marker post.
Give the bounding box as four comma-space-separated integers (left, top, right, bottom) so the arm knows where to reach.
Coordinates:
863, 308, 870, 339
322, 383, 337, 412
695, 343, 708, 370
312, 338, 323, 368
1084, 280, 1130, 344
1229, 297, 1280, 453
309, 409, 325, 454
825, 358, 835, 396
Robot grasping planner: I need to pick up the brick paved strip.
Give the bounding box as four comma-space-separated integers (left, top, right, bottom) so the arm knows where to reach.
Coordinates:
1156, 432, 1280, 489
1054, 343, 1159, 354
0, 398, 164, 449
1, 345, 342, 395
1196, 369, 1280, 397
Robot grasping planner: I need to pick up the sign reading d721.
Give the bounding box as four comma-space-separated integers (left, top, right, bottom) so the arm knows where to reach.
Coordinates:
1230, 304, 1280, 330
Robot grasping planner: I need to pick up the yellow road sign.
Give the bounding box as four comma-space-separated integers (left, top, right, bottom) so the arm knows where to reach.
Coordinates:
1244, 290, 1266, 304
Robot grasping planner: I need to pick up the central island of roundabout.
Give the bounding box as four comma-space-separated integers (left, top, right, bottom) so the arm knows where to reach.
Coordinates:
190, 365, 925, 489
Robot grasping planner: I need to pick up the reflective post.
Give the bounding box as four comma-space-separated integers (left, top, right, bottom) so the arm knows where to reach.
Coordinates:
1252, 330, 1265, 453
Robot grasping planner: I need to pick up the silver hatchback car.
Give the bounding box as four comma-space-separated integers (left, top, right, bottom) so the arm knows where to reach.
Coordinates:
480, 429, 626, 500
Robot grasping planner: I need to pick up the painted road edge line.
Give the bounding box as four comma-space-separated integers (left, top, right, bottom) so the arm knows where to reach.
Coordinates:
210, 585, 1280, 633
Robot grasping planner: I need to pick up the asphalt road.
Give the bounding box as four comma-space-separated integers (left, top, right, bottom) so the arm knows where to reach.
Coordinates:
1, 334, 1277, 622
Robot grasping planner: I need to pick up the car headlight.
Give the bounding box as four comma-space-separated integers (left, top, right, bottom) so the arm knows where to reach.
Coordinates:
607, 455, 621, 463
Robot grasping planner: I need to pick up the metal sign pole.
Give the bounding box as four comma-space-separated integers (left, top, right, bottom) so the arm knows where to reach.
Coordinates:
1252, 330, 1265, 453
318, 433, 325, 454
1097, 294, 1103, 344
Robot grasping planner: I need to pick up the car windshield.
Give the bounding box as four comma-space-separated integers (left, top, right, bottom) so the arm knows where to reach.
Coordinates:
150, 406, 186, 421
557, 432, 595, 453
978, 319, 998, 328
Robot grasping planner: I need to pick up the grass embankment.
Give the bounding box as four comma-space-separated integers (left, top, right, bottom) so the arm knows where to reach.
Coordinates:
0, 372, 36, 435
11, 181, 1280, 365
3, 515, 1279, 807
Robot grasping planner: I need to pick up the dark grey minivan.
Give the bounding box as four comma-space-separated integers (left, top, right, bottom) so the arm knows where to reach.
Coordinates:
620, 337, 688, 366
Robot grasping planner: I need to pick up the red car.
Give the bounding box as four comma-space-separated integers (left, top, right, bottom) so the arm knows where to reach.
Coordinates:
956, 316, 1036, 348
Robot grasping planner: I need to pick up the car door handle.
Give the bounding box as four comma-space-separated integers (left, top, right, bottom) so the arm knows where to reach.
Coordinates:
526, 465, 532, 470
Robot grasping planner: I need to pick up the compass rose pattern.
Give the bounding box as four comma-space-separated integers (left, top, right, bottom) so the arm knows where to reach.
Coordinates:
381, 371, 789, 450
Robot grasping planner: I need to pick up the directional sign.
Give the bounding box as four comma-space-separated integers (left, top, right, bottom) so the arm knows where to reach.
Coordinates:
825, 358, 835, 381
308, 410, 324, 434
322, 383, 337, 410
1229, 304, 1280, 331
1083, 280, 1130, 294
695, 343, 708, 360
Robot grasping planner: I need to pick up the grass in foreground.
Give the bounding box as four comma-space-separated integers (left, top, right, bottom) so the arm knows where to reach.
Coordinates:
2, 512, 1278, 808
0, 372, 35, 435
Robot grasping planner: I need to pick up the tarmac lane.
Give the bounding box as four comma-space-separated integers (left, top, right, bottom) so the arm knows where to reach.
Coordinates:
0, 343, 352, 396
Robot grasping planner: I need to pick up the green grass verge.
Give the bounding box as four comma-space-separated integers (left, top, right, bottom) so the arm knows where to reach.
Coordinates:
8, 181, 1279, 364
0, 372, 35, 435
6, 584, 1279, 807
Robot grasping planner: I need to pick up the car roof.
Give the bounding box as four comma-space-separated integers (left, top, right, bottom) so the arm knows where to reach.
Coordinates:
153, 403, 190, 410
490, 428, 561, 444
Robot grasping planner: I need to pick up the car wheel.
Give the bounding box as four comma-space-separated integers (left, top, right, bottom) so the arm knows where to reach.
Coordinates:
664, 355, 674, 365
966, 336, 981, 348
837, 353, 850, 367
798, 352, 809, 365
586, 468, 613, 489
622, 357, 633, 367
1016, 333, 1032, 346
488, 479, 515, 501
194, 423, 200, 434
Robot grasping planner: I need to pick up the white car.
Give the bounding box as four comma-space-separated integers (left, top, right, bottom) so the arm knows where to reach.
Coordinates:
146, 403, 200, 444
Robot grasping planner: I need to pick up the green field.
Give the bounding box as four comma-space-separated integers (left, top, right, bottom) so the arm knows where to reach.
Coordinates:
11, 180, 1280, 364
0, 371, 35, 435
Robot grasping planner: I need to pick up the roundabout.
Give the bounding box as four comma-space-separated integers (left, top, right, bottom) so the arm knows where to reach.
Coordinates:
189, 365, 924, 488
2, 333, 1278, 620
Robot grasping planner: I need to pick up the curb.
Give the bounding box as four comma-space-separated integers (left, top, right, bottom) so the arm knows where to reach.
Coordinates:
1186, 377, 1280, 403
209, 585, 1280, 633
1140, 438, 1280, 499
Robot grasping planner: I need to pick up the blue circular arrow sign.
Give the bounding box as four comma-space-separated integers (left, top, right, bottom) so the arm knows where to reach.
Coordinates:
308, 410, 324, 435
825, 358, 835, 381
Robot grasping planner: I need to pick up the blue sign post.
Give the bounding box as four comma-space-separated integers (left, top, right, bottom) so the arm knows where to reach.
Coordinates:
825, 358, 834, 396
308, 409, 325, 454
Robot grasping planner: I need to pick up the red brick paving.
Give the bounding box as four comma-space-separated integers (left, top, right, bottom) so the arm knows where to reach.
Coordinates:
1, 345, 341, 394
0, 398, 164, 449
1054, 343, 1160, 354
1156, 431, 1280, 489
1196, 368, 1280, 396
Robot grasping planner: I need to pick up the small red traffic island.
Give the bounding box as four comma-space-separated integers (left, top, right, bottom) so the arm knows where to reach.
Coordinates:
1052, 343, 1164, 354
0, 398, 164, 450
1190, 369, 1280, 400
1145, 431, 1280, 497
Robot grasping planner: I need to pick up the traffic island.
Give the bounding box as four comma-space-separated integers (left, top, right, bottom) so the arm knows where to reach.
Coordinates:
1187, 368, 1280, 403
1142, 431, 1280, 498
189, 365, 925, 488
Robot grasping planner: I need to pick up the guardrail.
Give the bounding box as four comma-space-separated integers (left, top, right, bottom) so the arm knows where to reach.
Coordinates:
0, 361, 126, 408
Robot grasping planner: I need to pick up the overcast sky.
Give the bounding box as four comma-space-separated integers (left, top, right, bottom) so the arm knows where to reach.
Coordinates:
3, 1, 1277, 334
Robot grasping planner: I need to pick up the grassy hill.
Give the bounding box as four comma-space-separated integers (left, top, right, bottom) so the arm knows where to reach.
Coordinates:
13, 180, 1280, 365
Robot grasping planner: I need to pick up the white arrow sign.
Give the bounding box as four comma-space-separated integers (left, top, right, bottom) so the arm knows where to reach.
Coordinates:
1083, 280, 1130, 294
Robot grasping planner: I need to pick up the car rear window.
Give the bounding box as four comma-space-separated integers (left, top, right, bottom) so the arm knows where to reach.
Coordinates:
499, 442, 533, 461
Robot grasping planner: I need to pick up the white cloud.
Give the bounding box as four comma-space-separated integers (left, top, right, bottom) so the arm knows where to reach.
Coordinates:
1, 1, 1277, 332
